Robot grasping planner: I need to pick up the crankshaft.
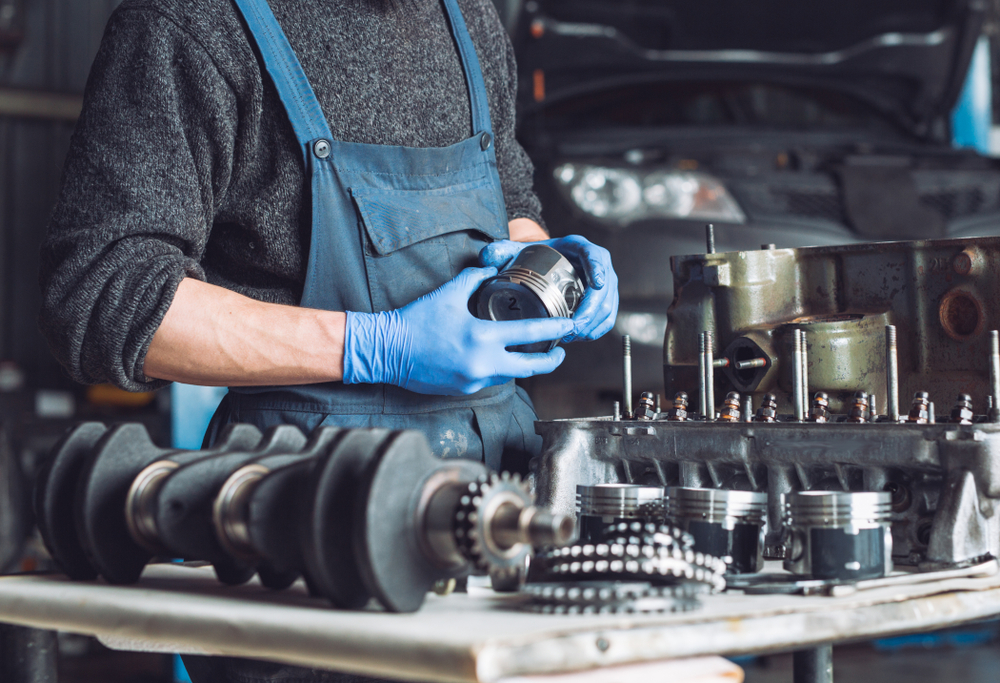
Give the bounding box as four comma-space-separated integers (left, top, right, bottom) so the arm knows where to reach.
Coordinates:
36, 422, 574, 612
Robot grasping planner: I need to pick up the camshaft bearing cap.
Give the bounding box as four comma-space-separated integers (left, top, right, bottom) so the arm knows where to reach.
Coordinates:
473, 244, 584, 353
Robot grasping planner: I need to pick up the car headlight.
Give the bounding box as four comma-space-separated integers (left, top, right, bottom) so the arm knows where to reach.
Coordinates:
555, 164, 745, 226
614, 312, 667, 347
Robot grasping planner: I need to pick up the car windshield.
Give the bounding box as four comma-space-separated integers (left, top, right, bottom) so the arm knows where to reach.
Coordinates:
531, 81, 903, 134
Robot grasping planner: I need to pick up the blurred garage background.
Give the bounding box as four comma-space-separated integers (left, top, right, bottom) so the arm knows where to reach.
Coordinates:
2, 0, 1000, 681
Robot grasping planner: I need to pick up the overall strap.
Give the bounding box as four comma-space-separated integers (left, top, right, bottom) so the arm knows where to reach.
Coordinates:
231, 0, 333, 160
439, 0, 494, 135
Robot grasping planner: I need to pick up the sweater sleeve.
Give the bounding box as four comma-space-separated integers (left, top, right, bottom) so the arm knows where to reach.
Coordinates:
492, 26, 546, 230
39, 7, 238, 391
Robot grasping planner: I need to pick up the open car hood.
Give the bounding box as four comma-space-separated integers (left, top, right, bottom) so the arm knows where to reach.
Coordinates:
514, 0, 985, 140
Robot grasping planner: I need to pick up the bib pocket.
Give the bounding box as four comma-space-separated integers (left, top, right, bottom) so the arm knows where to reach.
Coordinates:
351, 176, 508, 312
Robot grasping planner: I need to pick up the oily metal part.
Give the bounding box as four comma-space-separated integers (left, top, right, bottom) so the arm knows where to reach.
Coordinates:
536, 236, 1000, 572
783, 491, 894, 580
600, 521, 695, 552
520, 580, 703, 614
664, 236, 1000, 416
42, 422, 572, 613
453, 472, 534, 573
533, 418, 1000, 569
538, 536, 726, 592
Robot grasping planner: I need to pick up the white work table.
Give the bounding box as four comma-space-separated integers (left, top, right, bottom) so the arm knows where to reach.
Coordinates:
2, 563, 1000, 683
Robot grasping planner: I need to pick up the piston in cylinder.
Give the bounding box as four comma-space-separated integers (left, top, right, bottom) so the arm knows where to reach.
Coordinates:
472, 244, 585, 352
667, 487, 767, 574
575, 484, 665, 542
783, 491, 893, 580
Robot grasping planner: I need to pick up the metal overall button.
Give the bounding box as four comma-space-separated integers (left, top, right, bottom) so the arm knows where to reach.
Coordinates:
480, 132, 493, 151
313, 139, 332, 159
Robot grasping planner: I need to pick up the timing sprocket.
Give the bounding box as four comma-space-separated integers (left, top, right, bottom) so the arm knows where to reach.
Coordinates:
453, 472, 534, 573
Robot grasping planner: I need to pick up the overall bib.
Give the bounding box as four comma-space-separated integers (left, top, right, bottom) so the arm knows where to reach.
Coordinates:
205, 0, 542, 472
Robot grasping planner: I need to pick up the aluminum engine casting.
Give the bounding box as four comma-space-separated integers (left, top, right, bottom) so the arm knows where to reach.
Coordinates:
533, 235, 1000, 570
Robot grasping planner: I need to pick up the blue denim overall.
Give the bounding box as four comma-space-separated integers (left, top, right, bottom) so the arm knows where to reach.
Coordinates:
204, 0, 542, 473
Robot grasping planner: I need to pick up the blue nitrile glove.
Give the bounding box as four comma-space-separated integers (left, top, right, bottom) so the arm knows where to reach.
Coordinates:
479, 236, 619, 342
342, 267, 574, 396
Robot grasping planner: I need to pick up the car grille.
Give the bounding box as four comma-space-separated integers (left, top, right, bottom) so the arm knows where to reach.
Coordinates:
730, 173, 1000, 226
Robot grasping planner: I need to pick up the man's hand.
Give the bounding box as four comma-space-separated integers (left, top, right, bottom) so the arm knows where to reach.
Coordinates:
479, 236, 619, 343
342, 267, 573, 396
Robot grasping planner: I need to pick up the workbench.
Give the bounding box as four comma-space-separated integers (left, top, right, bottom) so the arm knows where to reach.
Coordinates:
2, 562, 1000, 683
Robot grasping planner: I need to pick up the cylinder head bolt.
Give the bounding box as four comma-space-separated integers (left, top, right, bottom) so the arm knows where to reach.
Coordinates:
668, 487, 767, 574
473, 244, 584, 353
576, 484, 665, 543
784, 491, 893, 581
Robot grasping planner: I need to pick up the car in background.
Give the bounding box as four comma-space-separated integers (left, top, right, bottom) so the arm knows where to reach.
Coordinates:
509, 0, 1000, 417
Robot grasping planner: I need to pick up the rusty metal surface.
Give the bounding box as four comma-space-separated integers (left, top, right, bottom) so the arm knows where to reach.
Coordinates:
664, 236, 1000, 415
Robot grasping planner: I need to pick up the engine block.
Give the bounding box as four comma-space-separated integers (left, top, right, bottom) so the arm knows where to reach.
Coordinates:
533, 235, 1000, 569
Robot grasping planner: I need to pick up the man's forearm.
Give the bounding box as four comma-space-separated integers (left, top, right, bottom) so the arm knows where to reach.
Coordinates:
143, 278, 347, 386
144, 220, 540, 387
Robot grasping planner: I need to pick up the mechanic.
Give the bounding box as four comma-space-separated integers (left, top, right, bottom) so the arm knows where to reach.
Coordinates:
39, 0, 616, 679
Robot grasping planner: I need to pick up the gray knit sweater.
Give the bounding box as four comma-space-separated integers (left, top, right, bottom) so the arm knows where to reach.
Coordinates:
39, 0, 542, 391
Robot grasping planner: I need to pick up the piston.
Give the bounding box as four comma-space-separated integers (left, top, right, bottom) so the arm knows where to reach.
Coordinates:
667, 487, 767, 574
783, 491, 893, 581
576, 484, 665, 542
473, 244, 585, 352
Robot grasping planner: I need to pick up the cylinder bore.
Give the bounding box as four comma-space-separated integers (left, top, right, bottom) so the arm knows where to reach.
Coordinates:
939, 289, 984, 341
